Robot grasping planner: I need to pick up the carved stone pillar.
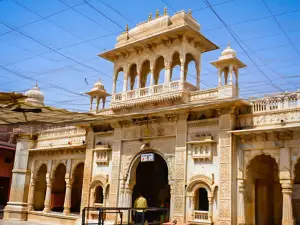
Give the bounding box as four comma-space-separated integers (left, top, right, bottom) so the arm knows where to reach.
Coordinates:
4, 134, 35, 221
229, 64, 233, 85
164, 62, 171, 90
281, 181, 294, 225
43, 178, 52, 213
238, 179, 246, 225
63, 178, 73, 216
123, 75, 128, 93
208, 197, 213, 222
218, 69, 222, 86
112, 79, 116, 95
27, 179, 35, 211
180, 62, 185, 88
196, 64, 200, 90
189, 195, 194, 221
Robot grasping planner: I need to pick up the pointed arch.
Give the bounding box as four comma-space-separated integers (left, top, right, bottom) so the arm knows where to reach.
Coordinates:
153, 56, 165, 84
170, 51, 181, 81
140, 60, 151, 88
184, 53, 197, 86
33, 164, 47, 211
128, 64, 138, 90
115, 67, 124, 93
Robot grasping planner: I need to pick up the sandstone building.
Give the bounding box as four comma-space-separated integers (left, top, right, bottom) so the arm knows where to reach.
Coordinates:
3, 9, 300, 225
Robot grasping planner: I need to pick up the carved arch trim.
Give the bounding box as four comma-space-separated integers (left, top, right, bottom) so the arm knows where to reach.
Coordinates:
71, 160, 84, 178
186, 173, 216, 198
244, 152, 280, 179
124, 147, 173, 183
51, 161, 66, 178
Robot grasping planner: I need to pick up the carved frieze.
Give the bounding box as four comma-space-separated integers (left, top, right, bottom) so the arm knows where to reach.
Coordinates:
187, 118, 218, 128
187, 135, 215, 162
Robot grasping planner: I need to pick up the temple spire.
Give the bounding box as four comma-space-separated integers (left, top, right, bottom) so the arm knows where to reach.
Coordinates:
148, 13, 152, 21
164, 7, 167, 15
156, 9, 159, 18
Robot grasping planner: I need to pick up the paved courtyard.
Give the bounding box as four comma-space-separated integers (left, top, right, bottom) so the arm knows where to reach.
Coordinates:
0, 220, 51, 225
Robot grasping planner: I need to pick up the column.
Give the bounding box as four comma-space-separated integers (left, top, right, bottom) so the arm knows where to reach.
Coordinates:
123, 75, 128, 92
63, 178, 73, 216
149, 68, 154, 94
196, 64, 200, 90
112, 79, 116, 95
218, 69, 222, 86
229, 64, 233, 85
164, 62, 171, 91
43, 177, 52, 213
27, 178, 35, 211
4, 134, 35, 221
208, 197, 213, 222
281, 181, 294, 225
238, 179, 246, 225
189, 195, 194, 221
180, 62, 185, 88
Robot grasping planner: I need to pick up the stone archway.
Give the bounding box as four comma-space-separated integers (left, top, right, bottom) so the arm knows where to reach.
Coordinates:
52, 163, 66, 212
293, 159, 300, 224
126, 150, 172, 223
245, 154, 282, 225
71, 162, 84, 213
33, 164, 47, 211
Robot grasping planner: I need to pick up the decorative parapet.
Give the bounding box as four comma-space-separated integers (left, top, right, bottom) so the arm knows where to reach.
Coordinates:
189, 88, 218, 102
237, 90, 300, 128
251, 90, 300, 114
36, 126, 86, 149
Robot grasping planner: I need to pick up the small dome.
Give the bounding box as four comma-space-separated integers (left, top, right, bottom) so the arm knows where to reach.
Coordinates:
91, 79, 106, 92
25, 83, 44, 106
221, 43, 236, 58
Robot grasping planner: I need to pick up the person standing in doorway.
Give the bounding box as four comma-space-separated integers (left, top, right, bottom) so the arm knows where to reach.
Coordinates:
134, 192, 148, 225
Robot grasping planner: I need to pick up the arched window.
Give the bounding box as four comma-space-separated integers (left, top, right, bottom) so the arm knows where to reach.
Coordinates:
95, 186, 104, 204
154, 56, 165, 85
129, 64, 138, 90
52, 164, 66, 212
196, 188, 209, 211
171, 52, 181, 81
140, 60, 151, 88
184, 53, 197, 87
115, 68, 124, 93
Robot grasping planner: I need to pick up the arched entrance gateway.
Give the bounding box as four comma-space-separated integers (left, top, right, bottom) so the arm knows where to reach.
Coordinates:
293, 159, 300, 224
245, 154, 282, 225
129, 151, 171, 223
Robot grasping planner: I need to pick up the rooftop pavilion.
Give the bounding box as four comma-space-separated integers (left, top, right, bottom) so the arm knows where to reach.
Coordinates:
98, 9, 246, 112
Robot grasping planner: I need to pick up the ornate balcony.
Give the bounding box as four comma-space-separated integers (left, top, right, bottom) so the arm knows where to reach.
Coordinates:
111, 80, 197, 110
192, 210, 212, 224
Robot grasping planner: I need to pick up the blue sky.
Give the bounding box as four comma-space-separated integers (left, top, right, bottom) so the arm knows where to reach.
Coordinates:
0, 0, 300, 112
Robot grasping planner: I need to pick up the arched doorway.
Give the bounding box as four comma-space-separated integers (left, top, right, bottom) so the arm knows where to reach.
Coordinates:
132, 152, 170, 221
52, 164, 66, 212
71, 163, 84, 213
293, 159, 300, 224
33, 164, 47, 211
245, 154, 282, 225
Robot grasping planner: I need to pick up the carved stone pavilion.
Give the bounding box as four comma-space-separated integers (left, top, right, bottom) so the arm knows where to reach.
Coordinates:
3, 9, 300, 225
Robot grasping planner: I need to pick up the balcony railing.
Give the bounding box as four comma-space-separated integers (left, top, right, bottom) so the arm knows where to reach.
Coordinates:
194, 210, 209, 222
113, 80, 196, 102
251, 91, 300, 113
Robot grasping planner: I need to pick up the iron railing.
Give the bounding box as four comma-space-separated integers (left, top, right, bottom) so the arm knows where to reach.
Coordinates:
82, 207, 169, 225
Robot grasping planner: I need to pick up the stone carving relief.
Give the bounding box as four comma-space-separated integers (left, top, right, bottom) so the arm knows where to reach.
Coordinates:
174, 197, 184, 213
220, 114, 231, 130
220, 146, 230, 163
220, 164, 230, 180
219, 181, 230, 198
219, 200, 230, 218
175, 180, 184, 196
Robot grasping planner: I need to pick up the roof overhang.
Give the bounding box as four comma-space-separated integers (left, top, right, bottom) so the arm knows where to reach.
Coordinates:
229, 123, 300, 135
211, 57, 246, 68
99, 25, 219, 62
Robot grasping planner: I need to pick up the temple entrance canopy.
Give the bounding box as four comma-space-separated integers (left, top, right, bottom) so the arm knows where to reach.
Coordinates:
132, 152, 170, 209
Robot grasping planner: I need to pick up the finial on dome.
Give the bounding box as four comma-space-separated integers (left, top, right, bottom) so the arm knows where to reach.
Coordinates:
188, 9, 192, 16
228, 42, 230, 47
156, 9, 159, 18
35, 81, 38, 87
125, 24, 129, 33
164, 7, 167, 15
148, 13, 152, 21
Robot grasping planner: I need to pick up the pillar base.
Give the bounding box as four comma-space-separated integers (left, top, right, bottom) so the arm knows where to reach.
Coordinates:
3, 202, 28, 221
63, 209, 70, 216
282, 219, 294, 225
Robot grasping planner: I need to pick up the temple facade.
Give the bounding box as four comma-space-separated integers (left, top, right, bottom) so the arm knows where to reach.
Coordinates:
3, 9, 300, 225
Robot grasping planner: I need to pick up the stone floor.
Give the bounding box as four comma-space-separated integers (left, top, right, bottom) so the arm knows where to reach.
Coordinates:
0, 221, 44, 225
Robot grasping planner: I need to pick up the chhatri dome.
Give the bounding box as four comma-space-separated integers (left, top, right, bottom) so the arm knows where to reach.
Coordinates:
25, 83, 44, 106
91, 79, 106, 92
220, 43, 236, 58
